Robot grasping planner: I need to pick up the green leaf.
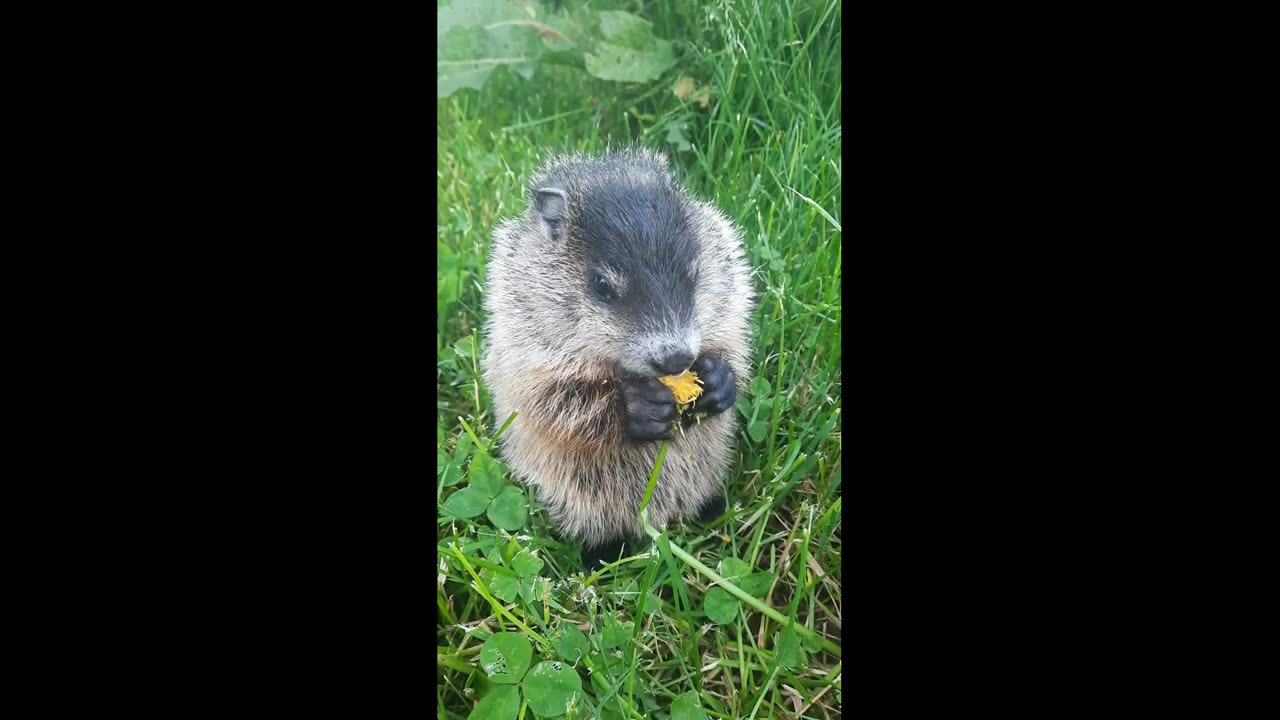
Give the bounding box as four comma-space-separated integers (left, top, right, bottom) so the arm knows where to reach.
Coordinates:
738, 571, 775, 597
665, 120, 692, 152
469, 452, 506, 499
488, 571, 522, 603
438, 19, 543, 98
453, 336, 474, 359
441, 463, 463, 487
703, 587, 739, 624
719, 557, 774, 597
584, 11, 675, 83
584, 40, 676, 83
749, 375, 771, 397
438, 0, 530, 35
467, 684, 520, 720
512, 549, 544, 578
522, 661, 583, 718
669, 690, 709, 720
438, 26, 498, 97
596, 11, 661, 49
747, 420, 768, 443
774, 627, 807, 669
480, 632, 533, 685
444, 487, 490, 518
518, 575, 540, 604
588, 650, 636, 699
600, 616, 634, 649
642, 593, 663, 615
552, 623, 589, 664
487, 486, 529, 530
719, 557, 751, 579
454, 430, 473, 463
801, 631, 824, 652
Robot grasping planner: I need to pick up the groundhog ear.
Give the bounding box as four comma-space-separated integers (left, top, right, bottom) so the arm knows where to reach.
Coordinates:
534, 187, 567, 227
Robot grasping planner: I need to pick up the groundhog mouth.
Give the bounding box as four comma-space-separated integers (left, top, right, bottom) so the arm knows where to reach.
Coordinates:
658, 370, 703, 405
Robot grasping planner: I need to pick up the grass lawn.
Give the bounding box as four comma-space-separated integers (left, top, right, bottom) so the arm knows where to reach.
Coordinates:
438, 1, 841, 717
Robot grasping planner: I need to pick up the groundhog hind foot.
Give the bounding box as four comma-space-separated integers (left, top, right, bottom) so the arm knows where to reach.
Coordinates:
695, 492, 727, 524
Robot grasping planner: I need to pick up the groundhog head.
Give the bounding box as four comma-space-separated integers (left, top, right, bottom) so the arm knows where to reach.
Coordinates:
510, 149, 704, 380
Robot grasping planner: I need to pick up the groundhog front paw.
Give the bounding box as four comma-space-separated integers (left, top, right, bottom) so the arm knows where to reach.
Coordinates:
689, 353, 737, 418
621, 375, 677, 442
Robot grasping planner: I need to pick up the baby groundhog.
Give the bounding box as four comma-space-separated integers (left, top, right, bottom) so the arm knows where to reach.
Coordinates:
482, 147, 755, 569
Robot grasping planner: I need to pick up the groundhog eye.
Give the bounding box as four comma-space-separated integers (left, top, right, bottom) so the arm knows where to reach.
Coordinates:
589, 274, 613, 301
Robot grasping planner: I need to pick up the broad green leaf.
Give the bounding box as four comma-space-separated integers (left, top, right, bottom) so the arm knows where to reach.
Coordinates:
469, 452, 505, 499
669, 690, 709, 720
537, 10, 592, 54
512, 549, 544, 577
518, 575, 540, 604
666, 121, 691, 152
453, 336, 474, 359
719, 557, 751, 579
719, 557, 774, 597
453, 430, 472, 463
749, 375, 771, 397
487, 571, 522, 603
596, 11, 660, 49
487, 486, 528, 530
552, 623, 588, 664
480, 632, 533, 685
438, 26, 498, 97
444, 487, 490, 518
703, 587, 739, 624
585, 11, 678, 83
438, 0, 530, 37
467, 684, 520, 720
738, 571, 775, 597
642, 593, 663, 615
747, 420, 767, 443
584, 40, 676, 83
441, 463, 463, 487
774, 628, 807, 669
438, 22, 542, 98
522, 661, 583, 718
600, 616, 633, 649
801, 631, 824, 652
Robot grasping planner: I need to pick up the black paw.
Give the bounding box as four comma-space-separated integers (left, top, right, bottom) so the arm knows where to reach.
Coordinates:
688, 354, 737, 419
621, 374, 677, 442
581, 537, 630, 571
696, 492, 727, 523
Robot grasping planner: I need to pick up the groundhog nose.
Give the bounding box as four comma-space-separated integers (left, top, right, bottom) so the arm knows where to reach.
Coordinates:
652, 351, 694, 376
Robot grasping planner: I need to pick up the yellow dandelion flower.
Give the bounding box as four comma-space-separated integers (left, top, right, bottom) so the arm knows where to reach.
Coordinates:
659, 370, 704, 405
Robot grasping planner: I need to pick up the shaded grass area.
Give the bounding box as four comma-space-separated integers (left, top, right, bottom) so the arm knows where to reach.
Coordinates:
438, 1, 841, 717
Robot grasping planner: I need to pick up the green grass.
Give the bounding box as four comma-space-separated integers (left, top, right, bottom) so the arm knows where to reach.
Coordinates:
438, 1, 841, 717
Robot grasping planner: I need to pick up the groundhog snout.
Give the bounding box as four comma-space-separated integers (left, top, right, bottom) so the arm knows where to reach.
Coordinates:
650, 349, 694, 376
